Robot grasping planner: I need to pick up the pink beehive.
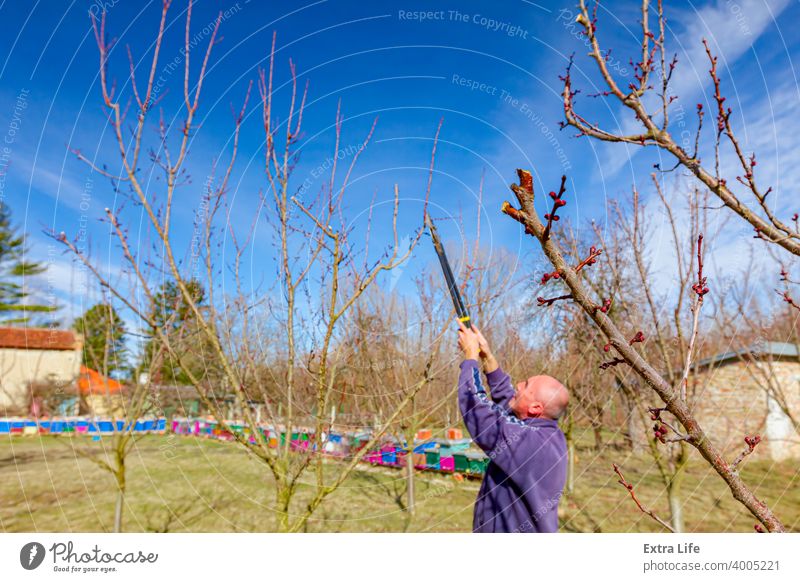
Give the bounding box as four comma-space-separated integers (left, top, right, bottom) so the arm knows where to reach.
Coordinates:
440, 457, 455, 472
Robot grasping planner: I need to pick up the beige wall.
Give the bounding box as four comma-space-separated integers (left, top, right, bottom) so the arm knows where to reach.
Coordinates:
83, 393, 124, 417
693, 359, 800, 461
0, 347, 82, 413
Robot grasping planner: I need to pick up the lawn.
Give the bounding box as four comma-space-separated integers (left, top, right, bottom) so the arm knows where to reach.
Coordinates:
1, 429, 798, 532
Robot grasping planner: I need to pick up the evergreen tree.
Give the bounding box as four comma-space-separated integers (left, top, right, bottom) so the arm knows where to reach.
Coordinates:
141, 279, 216, 385
0, 204, 56, 324
73, 303, 129, 375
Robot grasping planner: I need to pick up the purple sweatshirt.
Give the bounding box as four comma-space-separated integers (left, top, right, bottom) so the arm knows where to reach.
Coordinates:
458, 360, 567, 533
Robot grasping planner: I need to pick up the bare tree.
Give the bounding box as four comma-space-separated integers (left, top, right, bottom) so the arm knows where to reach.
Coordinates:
54, 1, 441, 532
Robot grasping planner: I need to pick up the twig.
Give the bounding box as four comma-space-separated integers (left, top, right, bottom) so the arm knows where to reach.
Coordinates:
612, 463, 675, 532
537, 294, 573, 307
731, 435, 761, 471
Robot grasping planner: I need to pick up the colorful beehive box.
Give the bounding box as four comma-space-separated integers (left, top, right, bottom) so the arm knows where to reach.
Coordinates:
453, 452, 469, 473
363, 450, 381, 464
97, 420, 115, 433
439, 456, 455, 472
436, 438, 471, 457
416, 429, 432, 440
466, 451, 489, 474
380, 447, 397, 465
425, 449, 440, 469
351, 432, 371, 451
445, 428, 463, 440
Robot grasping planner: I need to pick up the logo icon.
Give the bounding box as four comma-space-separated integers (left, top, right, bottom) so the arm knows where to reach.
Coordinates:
20, 542, 45, 570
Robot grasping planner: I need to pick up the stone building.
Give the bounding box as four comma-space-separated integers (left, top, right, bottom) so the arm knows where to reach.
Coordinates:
0, 327, 83, 415
693, 342, 800, 461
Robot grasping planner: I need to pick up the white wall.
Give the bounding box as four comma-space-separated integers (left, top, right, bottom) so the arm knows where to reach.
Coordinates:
0, 348, 82, 413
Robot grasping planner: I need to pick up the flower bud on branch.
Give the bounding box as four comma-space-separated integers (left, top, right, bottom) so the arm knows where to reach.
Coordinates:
629, 331, 646, 345
542, 175, 567, 242
731, 435, 762, 470
691, 235, 709, 299
574, 245, 603, 273
594, 297, 613, 314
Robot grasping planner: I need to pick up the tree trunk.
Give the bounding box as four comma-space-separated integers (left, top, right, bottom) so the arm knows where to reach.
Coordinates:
567, 439, 575, 495
563, 411, 575, 495
406, 451, 416, 515
668, 483, 683, 533
592, 423, 603, 450
667, 443, 689, 533
113, 459, 125, 533
276, 482, 292, 533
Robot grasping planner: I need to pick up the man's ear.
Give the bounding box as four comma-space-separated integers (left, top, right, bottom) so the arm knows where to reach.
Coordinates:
527, 401, 544, 418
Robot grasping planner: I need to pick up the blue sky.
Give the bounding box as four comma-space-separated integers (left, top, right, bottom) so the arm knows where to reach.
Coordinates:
0, 0, 798, 338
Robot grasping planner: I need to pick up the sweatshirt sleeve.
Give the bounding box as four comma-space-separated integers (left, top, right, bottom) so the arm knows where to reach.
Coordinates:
458, 359, 508, 453
485, 366, 515, 412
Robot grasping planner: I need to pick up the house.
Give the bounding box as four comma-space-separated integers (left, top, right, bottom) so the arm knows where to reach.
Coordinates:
0, 327, 83, 415
77, 365, 125, 416
693, 342, 800, 461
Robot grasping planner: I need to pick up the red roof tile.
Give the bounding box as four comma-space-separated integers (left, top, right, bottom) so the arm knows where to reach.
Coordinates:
78, 366, 123, 395
0, 327, 80, 351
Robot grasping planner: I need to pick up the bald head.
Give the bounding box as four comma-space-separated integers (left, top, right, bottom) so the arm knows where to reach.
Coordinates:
511, 375, 569, 420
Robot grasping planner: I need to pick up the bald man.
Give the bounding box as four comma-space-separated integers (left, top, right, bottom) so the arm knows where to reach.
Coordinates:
457, 323, 569, 533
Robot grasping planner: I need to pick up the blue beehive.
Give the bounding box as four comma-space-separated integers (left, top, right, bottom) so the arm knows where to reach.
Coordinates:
381, 448, 398, 465
436, 438, 471, 457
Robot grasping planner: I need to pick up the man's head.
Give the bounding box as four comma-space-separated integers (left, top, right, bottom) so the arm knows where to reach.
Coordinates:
509, 375, 569, 420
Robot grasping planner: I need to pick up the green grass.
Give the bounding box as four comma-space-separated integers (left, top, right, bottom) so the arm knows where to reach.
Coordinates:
1, 428, 798, 532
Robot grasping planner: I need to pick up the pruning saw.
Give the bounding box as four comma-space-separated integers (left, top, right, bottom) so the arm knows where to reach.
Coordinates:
425, 215, 472, 329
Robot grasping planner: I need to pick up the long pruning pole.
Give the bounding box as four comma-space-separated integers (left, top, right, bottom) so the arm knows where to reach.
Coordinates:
425, 215, 471, 328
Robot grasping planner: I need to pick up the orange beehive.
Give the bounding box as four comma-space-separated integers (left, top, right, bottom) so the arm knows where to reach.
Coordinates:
416, 429, 432, 440
446, 428, 463, 440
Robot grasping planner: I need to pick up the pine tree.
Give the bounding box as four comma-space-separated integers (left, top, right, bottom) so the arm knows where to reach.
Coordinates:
141, 279, 217, 385
0, 203, 56, 324
73, 303, 129, 375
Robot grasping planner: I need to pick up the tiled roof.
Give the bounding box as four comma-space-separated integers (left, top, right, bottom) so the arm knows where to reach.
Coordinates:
78, 366, 123, 395
697, 341, 799, 368
0, 327, 80, 351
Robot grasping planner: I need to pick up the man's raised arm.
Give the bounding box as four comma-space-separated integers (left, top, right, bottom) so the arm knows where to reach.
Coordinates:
474, 326, 515, 411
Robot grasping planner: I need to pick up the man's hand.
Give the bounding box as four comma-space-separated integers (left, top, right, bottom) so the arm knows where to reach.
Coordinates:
458, 321, 480, 361
473, 325, 499, 373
